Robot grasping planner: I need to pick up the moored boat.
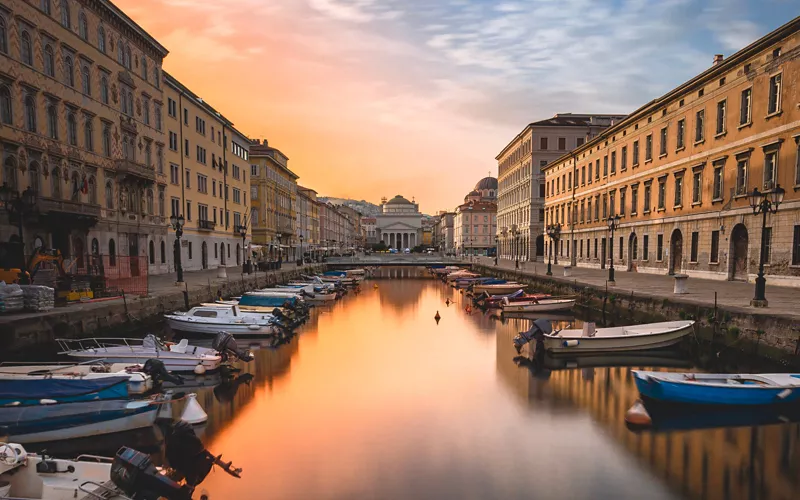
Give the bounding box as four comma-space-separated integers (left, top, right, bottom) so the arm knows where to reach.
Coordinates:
534, 320, 695, 355
500, 296, 576, 313
0, 362, 153, 397
0, 375, 131, 406
164, 305, 281, 336
471, 282, 526, 295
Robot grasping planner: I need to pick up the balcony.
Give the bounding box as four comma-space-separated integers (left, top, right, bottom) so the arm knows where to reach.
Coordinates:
198, 219, 216, 231
114, 159, 156, 182
37, 198, 101, 226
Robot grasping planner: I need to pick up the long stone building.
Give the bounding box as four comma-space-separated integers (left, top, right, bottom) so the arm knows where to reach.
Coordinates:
496, 114, 624, 263
544, 16, 800, 289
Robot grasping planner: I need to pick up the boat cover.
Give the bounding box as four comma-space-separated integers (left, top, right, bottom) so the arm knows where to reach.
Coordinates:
0, 376, 131, 399
239, 295, 298, 307
488, 289, 525, 300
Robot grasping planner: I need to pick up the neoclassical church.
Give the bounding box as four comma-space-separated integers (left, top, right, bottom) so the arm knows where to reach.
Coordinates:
454, 177, 497, 256
375, 195, 423, 250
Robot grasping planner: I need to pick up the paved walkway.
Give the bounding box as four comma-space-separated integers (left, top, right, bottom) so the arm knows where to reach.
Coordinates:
467, 257, 800, 321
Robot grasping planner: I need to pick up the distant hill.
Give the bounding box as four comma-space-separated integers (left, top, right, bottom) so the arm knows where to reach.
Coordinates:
318, 197, 381, 216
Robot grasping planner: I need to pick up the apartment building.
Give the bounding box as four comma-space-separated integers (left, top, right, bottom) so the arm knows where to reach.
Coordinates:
250, 139, 298, 261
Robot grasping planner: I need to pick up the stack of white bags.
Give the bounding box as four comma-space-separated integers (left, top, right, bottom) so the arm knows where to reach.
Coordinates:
21, 284, 55, 312
0, 282, 24, 313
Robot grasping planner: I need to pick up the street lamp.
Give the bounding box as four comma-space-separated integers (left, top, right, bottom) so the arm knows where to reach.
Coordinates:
606, 215, 621, 284
0, 183, 37, 284
494, 235, 499, 266
276, 232, 283, 263
299, 234, 304, 265
168, 213, 185, 284
747, 184, 785, 307
237, 219, 247, 270
546, 224, 561, 276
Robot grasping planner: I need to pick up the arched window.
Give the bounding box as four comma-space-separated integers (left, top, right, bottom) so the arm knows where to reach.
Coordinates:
20, 31, 32, 65
88, 176, 96, 204
100, 76, 108, 104
84, 118, 93, 151
78, 12, 88, 40
3, 157, 17, 191
44, 44, 55, 77
81, 66, 91, 95
158, 190, 165, 216
46, 104, 58, 139
64, 56, 74, 87
117, 41, 123, 65
24, 95, 36, 132
0, 85, 11, 124
149, 240, 155, 264
67, 113, 77, 145
91, 238, 99, 255
0, 16, 7, 54
122, 136, 129, 159
108, 239, 116, 266
71, 172, 80, 201
141, 59, 148, 81
51, 167, 61, 198
28, 161, 39, 193
153, 67, 159, 88
146, 189, 153, 214
145, 142, 151, 166
160, 240, 165, 263
61, 0, 71, 28
97, 25, 105, 53
124, 45, 131, 69
105, 181, 113, 208
120, 88, 128, 114
102, 125, 110, 156
127, 93, 133, 117
142, 98, 150, 125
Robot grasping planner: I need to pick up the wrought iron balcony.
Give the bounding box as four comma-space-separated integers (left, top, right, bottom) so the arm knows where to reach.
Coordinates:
38, 197, 101, 218
114, 159, 156, 182
198, 219, 216, 231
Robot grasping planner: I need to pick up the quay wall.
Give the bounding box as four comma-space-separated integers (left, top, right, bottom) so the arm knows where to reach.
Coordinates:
0, 265, 324, 354
472, 264, 800, 359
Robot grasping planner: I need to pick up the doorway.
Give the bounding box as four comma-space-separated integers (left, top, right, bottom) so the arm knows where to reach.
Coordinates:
627, 233, 637, 271
600, 238, 607, 269
535, 235, 544, 258
669, 229, 683, 275
730, 224, 748, 281
129, 235, 140, 276
73, 237, 85, 271
201, 241, 208, 270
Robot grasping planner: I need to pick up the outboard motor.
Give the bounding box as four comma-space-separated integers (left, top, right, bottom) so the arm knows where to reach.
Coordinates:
513, 319, 553, 354
213, 332, 254, 362
142, 359, 184, 386
111, 446, 193, 500
164, 421, 241, 487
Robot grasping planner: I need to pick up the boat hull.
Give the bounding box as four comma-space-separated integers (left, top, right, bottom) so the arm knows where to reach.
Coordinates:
633, 371, 800, 406
544, 324, 692, 355
472, 285, 524, 295
165, 317, 277, 336
502, 299, 575, 313
65, 353, 221, 373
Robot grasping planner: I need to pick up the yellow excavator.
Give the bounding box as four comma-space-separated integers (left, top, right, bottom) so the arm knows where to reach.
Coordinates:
0, 246, 98, 302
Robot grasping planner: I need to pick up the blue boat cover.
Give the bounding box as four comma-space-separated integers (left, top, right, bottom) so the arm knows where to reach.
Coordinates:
240, 295, 298, 307
323, 271, 347, 277
0, 376, 130, 399
488, 289, 524, 300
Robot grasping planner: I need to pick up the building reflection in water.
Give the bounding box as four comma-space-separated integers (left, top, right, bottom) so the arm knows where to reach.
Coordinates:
494, 318, 800, 500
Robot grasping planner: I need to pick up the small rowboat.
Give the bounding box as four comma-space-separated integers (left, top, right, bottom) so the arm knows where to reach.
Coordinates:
632, 370, 800, 406
500, 296, 575, 313
471, 283, 525, 295
542, 320, 694, 355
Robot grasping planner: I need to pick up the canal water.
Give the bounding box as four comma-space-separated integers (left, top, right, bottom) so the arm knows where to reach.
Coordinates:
13, 267, 800, 499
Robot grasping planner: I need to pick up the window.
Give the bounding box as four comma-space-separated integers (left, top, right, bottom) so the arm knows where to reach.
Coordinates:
105, 182, 114, 208
185, 169, 191, 189
740, 88, 752, 125
674, 175, 683, 207
142, 98, 150, 125
61, 2, 71, 28
611, 151, 617, 174
594, 238, 598, 259
643, 235, 649, 260
796, 139, 800, 186
144, 142, 152, 166
619, 188, 626, 216
251, 164, 258, 177
792, 226, 800, 266
146, 189, 153, 214
768, 73, 782, 115
169, 131, 178, 151
109, 239, 116, 266
577, 137, 585, 147
595, 159, 600, 180
188, 242, 192, 260
736, 157, 748, 195
608, 192, 615, 216
690, 232, 699, 262
186, 201, 192, 221
124, 44, 131, 69
676, 119, 685, 149
42, 0, 52, 15
764, 227, 772, 264
643, 182, 652, 213
184, 139, 189, 157
64, 56, 74, 87
764, 150, 778, 189
645, 134, 653, 161
603, 156, 608, 176
158, 189, 165, 216
78, 12, 88, 40
633, 140, 640, 165
141, 59, 148, 81
170, 164, 179, 184
24, 95, 36, 132
695, 109, 705, 142
81, 66, 91, 95
67, 112, 78, 146
20, 30, 33, 65
658, 178, 666, 209
100, 76, 109, 104
710, 231, 720, 263
155, 105, 162, 131
630, 185, 638, 215
716, 100, 726, 135
713, 163, 724, 200
98, 26, 106, 53
183, 108, 188, 125
540, 137, 548, 150
157, 146, 163, 174
51, 167, 61, 198
84, 117, 93, 151
659, 127, 667, 156
692, 170, 701, 204
198, 174, 208, 193
44, 45, 55, 76
233, 188, 241, 204
0, 16, 6, 54
212, 180, 216, 197
46, 104, 58, 139
558, 137, 566, 150
657, 234, 664, 261
170, 197, 180, 217
0, 86, 11, 124
168, 98, 176, 117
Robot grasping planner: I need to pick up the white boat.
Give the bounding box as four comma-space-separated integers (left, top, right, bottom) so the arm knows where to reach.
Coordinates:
165, 306, 281, 336
0, 362, 153, 395
445, 271, 479, 282
500, 296, 576, 313
542, 320, 695, 355
472, 283, 526, 295
57, 335, 222, 373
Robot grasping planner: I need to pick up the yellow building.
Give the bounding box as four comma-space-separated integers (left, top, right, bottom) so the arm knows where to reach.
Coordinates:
297, 186, 319, 260
1, 0, 168, 275
249, 139, 298, 261
544, 16, 800, 289
162, 72, 251, 272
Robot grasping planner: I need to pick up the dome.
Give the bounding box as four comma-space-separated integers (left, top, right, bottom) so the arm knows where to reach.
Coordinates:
386, 195, 413, 205
474, 177, 498, 191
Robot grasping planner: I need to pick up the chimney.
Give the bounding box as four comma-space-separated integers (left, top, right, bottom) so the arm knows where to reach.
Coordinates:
713, 54, 724, 66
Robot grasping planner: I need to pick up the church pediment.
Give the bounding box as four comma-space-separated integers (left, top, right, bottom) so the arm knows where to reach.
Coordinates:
379, 221, 419, 230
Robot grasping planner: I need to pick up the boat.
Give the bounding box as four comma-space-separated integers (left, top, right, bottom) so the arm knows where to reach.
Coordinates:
632, 370, 800, 406
57, 334, 225, 373
0, 362, 153, 396
0, 375, 131, 407
165, 305, 282, 336
471, 282, 526, 295
476, 290, 547, 307
0, 398, 162, 444
519, 320, 694, 355
500, 296, 576, 313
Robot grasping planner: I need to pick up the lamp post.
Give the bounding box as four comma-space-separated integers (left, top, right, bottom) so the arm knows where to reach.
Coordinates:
747, 184, 785, 307
494, 235, 499, 266
299, 234, 304, 265
168, 213, 185, 284
276, 232, 283, 263
606, 215, 621, 284
0, 183, 37, 284
546, 224, 561, 276
237, 220, 247, 271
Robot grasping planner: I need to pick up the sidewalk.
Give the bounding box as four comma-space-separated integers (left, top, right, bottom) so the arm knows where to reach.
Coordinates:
470, 257, 800, 321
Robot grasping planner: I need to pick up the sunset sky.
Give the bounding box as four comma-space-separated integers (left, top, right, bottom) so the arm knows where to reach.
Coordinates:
117, 0, 796, 213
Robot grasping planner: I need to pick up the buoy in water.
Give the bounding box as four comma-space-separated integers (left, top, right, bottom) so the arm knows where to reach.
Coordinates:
373, 284, 379, 289
445, 298, 451, 306
181, 393, 208, 425
624, 399, 652, 427
434, 311, 441, 323
465, 305, 472, 314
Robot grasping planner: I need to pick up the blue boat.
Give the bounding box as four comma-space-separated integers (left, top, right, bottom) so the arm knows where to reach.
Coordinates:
632, 370, 800, 406
0, 376, 130, 406
238, 294, 302, 308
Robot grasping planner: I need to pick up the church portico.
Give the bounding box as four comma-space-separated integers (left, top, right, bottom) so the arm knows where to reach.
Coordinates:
375, 195, 423, 251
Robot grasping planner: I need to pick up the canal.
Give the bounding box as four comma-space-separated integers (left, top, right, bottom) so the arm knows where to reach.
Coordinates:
13, 267, 800, 499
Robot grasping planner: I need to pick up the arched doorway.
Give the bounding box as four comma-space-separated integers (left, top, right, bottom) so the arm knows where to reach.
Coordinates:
729, 224, 748, 281
669, 229, 683, 275
627, 233, 638, 271
220, 243, 226, 265
148, 240, 155, 265
535, 235, 544, 258
201, 241, 208, 269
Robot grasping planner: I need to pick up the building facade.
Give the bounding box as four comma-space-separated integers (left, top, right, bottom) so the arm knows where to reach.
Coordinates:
249, 139, 298, 261
454, 178, 497, 256
432, 211, 455, 254
297, 186, 319, 260
544, 16, 800, 288
375, 195, 422, 250
496, 114, 625, 263
162, 72, 250, 273
361, 216, 377, 245
1, 0, 169, 275
319, 201, 346, 254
